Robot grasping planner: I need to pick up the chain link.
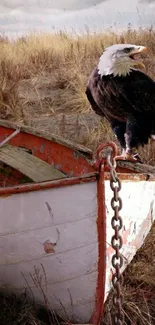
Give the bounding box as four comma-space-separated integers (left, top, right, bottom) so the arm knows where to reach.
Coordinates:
107, 152, 124, 325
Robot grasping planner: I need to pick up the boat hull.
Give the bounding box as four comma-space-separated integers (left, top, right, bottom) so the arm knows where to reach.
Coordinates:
0, 179, 99, 323
0, 173, 155, 323
105, 174, 155, 301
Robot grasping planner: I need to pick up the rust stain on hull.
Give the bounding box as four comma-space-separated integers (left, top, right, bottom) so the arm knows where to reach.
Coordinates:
43, 240, 56, 254
104, 172, 153, 182
130, 201, 154, 250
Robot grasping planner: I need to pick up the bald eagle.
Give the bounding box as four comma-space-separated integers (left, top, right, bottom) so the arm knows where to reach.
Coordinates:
85, 43, 155, 162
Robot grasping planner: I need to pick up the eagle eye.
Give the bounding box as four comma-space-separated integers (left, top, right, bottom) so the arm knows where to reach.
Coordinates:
124, 48, 131, 53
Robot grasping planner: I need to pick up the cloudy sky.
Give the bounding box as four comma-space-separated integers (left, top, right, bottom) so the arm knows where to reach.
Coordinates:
0, 0, 155, 38
0, 0, 104, 10
140, 0, 155, 3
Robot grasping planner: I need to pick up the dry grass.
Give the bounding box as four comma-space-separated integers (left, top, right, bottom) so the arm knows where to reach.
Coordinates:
1, 28, 155, 324
1, 29, 155, 161
0, 292, 45, 325
102, 221, 155, 325
0, 291, 62, 325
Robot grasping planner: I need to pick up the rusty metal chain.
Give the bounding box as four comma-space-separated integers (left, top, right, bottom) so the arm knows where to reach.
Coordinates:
107, 153, 124, 325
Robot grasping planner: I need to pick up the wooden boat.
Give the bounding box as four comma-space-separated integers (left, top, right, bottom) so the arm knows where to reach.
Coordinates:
0, 119, 155, 325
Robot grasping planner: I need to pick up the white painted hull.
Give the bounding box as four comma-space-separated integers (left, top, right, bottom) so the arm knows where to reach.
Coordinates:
0, 175, 155, 323
105, 174, 155, 301
0, 182, 98, 322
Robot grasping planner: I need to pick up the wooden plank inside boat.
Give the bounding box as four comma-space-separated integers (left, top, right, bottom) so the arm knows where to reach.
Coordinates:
0, 144, 65, 182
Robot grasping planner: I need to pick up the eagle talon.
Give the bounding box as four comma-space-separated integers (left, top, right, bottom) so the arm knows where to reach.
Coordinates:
133, 153, 143, 164
115, 153, 140, 163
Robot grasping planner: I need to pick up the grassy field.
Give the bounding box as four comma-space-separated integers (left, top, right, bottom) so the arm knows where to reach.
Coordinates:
1, 29, 155, 324
1, 29, 155, 161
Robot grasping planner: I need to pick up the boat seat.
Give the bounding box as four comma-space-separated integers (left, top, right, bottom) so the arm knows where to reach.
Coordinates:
0, 144, 65, 182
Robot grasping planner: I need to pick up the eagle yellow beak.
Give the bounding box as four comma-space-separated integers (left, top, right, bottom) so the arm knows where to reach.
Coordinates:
132, 61, 146, 70
134, 46, 148, 54
130, 46, 148, 70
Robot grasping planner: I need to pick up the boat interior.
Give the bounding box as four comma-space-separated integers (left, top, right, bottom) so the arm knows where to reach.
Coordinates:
0, 119, 95, 188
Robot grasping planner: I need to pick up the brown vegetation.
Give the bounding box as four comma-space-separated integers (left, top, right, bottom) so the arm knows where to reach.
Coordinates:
1, 29, 155, 161
103, 221, 155, 324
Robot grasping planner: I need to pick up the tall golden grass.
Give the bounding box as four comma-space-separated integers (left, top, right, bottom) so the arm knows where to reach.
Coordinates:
1, 29, 155, 162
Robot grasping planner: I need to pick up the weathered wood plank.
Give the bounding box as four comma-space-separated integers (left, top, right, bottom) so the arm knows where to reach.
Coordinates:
117, 160, 155, 177
0, 145, 65, 182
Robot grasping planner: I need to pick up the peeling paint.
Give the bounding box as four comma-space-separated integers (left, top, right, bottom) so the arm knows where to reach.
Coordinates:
73, 151, 81, 159
45, 201, 53, 219
133, 222, 136, 235
54, 163, 62, 170
40, 141, 45, 154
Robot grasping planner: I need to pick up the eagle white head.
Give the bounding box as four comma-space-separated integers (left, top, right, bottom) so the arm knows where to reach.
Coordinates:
98, 43, 147, 77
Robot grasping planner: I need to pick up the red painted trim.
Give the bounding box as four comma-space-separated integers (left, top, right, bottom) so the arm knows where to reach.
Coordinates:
0, 173, 97, 196
104, 164, 145, 175
104, 172, 154, 181
0, 126, 95, 177
90, 165, 106, 325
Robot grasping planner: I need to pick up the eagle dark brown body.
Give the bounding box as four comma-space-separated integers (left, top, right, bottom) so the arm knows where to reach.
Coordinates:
86, 67, 155, 151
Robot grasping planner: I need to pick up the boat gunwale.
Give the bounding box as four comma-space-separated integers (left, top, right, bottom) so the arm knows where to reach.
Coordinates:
0, 168, 154, 196
104, 171, 155, 181
1, 120, 155, 179
0, 119, 92, 157
0, 172, 97, 196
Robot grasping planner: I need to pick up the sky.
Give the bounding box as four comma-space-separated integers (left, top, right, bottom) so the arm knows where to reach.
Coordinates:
0, 0, 104, 11
140, 0, 155, 3
0, 0, 155, 39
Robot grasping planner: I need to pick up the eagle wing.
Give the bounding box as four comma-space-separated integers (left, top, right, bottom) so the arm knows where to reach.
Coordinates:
86, 83, 105, 117
120, 72, 155, 113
